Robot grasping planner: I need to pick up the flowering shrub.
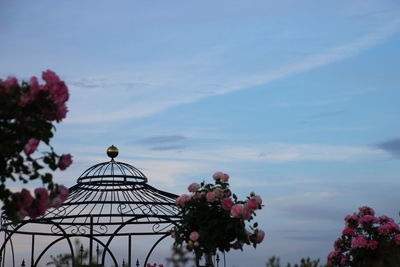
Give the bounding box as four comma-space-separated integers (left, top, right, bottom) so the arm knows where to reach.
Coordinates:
327, 206, 400, 266
172, 172, 264, 264
0, 70, 72, 223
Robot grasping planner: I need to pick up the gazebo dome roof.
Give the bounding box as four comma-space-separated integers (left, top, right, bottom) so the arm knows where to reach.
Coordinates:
3, 146, 181, 237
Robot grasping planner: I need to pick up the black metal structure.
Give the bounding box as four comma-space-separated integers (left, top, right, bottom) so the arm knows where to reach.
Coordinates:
0, 146, 181, 267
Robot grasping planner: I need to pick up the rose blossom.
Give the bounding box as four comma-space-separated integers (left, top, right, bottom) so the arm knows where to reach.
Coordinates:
58, 154, 73, 170
12, 189, 33, 210
187, 183, 200, 192
222, 198, 234, 210
190, 231, 200, 241
5, 76, 18, 88
358, 206, 375, 216
206, 192, 216, 202
28, 188, 49, 218
256, 230, 265, 243
212, 171, 229, 182
232, 241, 243, 250
366, 240, 378, 250
24, 138, 40, 155
342, 227, 355, 236
176, 194, 190, 207
351, 235, 368, 249
242, 205, 251, 220
246, 199, 258, 210
359, 215, 377, 225
378, 222, 400, 235
254, 195, 262, 205
230, 204, 243, 218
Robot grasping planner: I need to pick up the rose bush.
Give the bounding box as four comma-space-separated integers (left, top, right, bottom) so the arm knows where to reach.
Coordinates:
327, 206, 400, 266
172, 172, 264, 266
0, 70, 71, 223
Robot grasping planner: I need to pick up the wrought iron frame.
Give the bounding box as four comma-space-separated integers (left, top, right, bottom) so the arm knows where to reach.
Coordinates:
0, 150, 182, 267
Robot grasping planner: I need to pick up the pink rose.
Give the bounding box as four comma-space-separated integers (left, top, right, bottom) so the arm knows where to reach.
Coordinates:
230, 204, 243, 218
394, 234, 400, 245
28, 188, 49, 218
224, 189, 231, 197
58, 154, 73, 170
256, 230, 265, 243
213, 171, 229, 182
351, 235, 368, 249
246, 199, 258, 210
254, 195, 262, 205
345, 213, 359, 227
176, 194, 190, 207
359, 215, 377, 225
12, 188, 33, 210
222, 198, 234, 210
187, 183, 200, 192
190, 231, 200, 241
342, 227, 355, 236
29, 76, 42, 100
213, 188, 224, 198
334, 239, 341, 250
206, 192, 215, 202
24, 138, 40, 155
221, 173, 229, 182
378, 222, 400, 235
5, 76, 18, 88
358, 206, 375, 217
242, 205, 251, 220
378, 215, 395, 224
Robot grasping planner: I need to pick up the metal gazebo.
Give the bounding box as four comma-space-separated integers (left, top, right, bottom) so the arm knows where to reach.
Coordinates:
0, 146, 181, 267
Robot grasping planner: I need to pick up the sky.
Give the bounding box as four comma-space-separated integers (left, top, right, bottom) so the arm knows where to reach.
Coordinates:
1, 0, 400, 266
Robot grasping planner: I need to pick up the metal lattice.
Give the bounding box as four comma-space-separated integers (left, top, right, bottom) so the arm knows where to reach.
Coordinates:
0, 146, 181, 267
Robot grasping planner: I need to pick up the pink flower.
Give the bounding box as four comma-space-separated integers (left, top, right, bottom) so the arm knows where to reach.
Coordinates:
213, 171, 229, 182
28, 188, 49, 218
230, 204, 243, 218
206, 192, 216, 202
224, 189, 231, 197
334, 239, 341, 250
5, 76, 18, 88
58, 154, 73, 170
256, 230, 265, 243
29, 76, 42, 100
42, 70, 69, 121
176, 194, 190, 207
342, 227, 355, 236
345, 213, 359, 227
246, 199, 258, 210
187, 183, 200, 192
222, 198, 234, 210
394, 234, 400, 245
358, 206, 375, 217
378, 222, 400, 235
213, 188, 224, 198
12, 189, 33, 210
359, 215, 377, 225
254, 195, 262, 205
24, 138, 40, 155
351, 235, 368, 249
242, 205, 251, 220
378, 215, 395, 224
190, 231, 200, 241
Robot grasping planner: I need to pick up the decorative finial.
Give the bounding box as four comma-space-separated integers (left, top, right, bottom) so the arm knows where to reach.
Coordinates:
107, 145, 119, 159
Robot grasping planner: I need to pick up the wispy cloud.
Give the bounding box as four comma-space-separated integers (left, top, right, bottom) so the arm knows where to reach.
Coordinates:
137, 135, 186, 145
65, 19, 400, 124
376, 138, 400, 157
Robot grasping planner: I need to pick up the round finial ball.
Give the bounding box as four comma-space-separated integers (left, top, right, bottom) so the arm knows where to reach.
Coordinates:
107, 145, 119, 159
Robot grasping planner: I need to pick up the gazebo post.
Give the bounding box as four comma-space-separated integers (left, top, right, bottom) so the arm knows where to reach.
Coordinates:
90, 215, 93, 265
30, 234, 35, 267
128, 234, 132, 267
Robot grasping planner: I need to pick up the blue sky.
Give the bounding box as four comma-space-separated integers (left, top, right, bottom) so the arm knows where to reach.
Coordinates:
1, 0, 400, 266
